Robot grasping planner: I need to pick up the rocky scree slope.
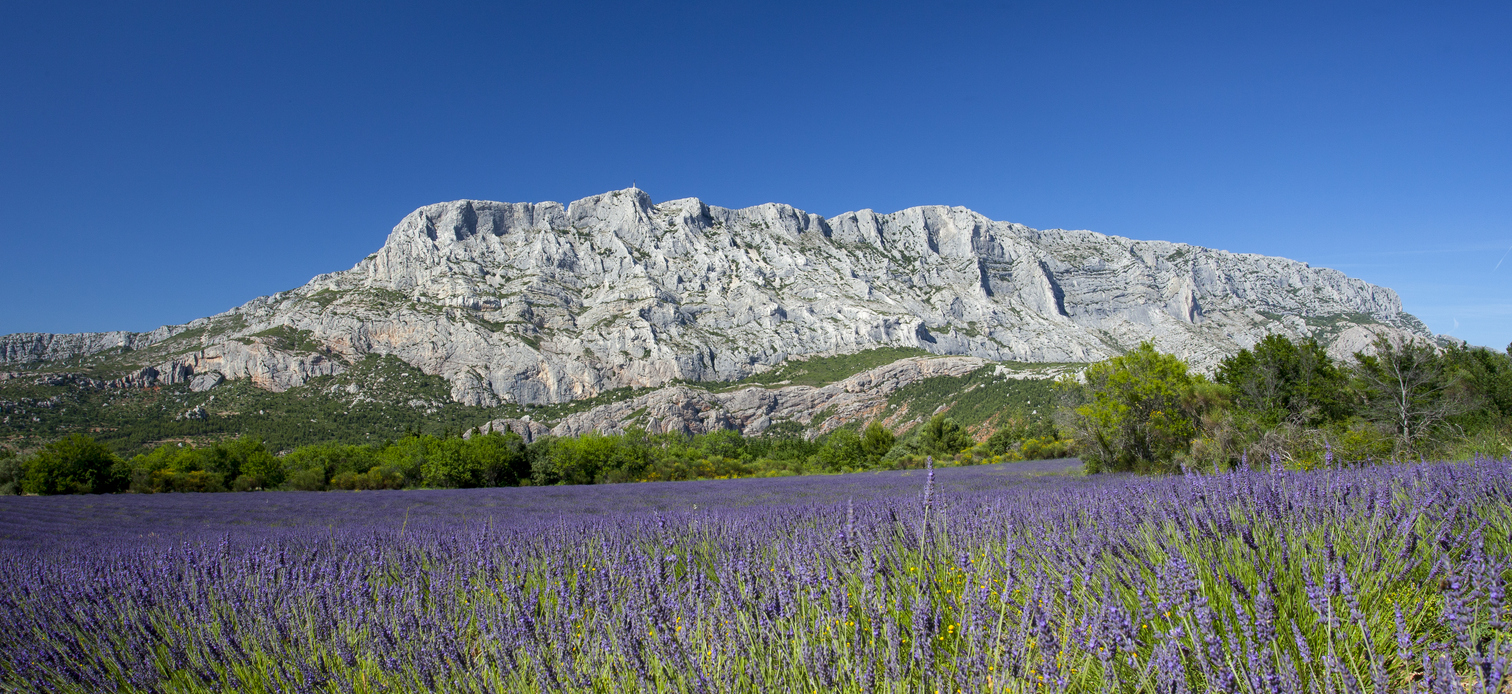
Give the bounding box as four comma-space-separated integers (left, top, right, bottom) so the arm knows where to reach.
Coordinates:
0, 189, 1438, 406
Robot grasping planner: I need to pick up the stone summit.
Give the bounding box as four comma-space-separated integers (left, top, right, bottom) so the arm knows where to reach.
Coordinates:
0, 189, 1443, 408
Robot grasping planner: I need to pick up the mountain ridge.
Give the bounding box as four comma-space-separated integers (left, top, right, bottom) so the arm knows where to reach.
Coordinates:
0, 188, 1443, 406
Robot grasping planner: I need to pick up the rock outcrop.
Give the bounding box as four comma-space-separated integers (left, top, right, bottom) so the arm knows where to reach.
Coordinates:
189, 372, 224, 392
0, 188, 1446, 404
466, 418, 552, 443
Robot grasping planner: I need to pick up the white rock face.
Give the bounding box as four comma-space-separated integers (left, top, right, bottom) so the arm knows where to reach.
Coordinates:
465, 418, 551, 443
189, 372, 224, 392
0, 189, 1442, 404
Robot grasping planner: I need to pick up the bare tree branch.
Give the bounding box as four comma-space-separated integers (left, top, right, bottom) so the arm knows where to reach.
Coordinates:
1352, 336, 1472, 445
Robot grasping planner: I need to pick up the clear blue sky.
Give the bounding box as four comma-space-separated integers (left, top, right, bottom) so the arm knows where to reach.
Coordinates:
2, 1, 1508, 350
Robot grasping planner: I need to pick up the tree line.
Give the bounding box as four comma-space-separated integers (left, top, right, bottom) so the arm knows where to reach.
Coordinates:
1, 404, 1073, 495
1061, 335, 1512, 472
3, 333, 1506, 494
0, 416, 1008, 495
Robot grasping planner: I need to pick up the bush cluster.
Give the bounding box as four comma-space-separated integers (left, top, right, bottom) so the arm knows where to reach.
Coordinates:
5, 407, 1075, 494
1060, 336, 1512, 473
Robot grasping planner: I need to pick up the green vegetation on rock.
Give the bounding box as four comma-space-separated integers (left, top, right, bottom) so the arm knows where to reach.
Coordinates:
0, 354, 511, 456
734, 347, 931, 388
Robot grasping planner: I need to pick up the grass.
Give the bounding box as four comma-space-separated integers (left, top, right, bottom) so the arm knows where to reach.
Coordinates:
306, 289, 342, 309
240, 326, 328, 355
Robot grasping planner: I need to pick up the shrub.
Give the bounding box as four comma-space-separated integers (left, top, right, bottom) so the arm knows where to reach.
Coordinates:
815, 428, 865, 472
637, 455, 754, 482
983, 415, 1058, 456
21, 434, 126, 495
1216, 334, 1350, 426
1330, 423, 1398, 464
0, 447, 23, 495
125, 437, 282, 493
1065, 342, 1218, 473
1019, 435, 1072, 460
330, 466, 407, 490
282, 442, 382, 490
914, 415, 973, 457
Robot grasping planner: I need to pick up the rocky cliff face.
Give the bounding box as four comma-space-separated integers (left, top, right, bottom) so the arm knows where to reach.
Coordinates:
0, 189, 1440, 404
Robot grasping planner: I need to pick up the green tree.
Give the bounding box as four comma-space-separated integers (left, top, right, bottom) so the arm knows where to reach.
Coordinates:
1353, 336, 1472, 445
816, 428, 864, 471
373, 435, 432, 487
22, 434, 126, 495
695, 429, 747, 461
0, 446, 22, 495
860, 422, 896, 463
463, 431, 529, 486
1067, 342, 1211, 473
213, 437, 282, 490
124, 437, 283, 493
916, 415, 973, 457
1442, 344, 1512, 420
126, 444, 199, 493
1216, 334, 1350, 425
532, 431, 654, 486
282, 441, 378, 491
421, 437, 473, 488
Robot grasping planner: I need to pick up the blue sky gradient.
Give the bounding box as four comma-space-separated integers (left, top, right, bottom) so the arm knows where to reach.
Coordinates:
2, 1, 1508, 349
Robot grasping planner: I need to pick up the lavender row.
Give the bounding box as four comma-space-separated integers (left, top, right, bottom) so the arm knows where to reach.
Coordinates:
2, 457, 1509, 692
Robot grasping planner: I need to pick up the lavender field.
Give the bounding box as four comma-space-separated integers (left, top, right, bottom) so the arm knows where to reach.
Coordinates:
1, 457, 1509, 693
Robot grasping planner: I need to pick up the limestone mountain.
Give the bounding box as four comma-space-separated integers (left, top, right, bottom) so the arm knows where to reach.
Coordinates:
0, 189, 1439, 406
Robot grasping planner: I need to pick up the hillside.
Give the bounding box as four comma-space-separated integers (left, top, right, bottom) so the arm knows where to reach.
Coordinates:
1, 350, 1059, 455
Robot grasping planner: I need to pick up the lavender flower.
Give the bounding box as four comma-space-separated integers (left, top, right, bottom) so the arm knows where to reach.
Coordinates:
1, 454, 1509, 691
